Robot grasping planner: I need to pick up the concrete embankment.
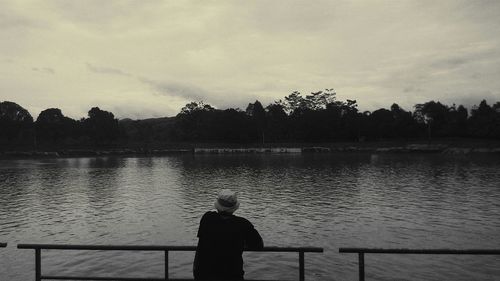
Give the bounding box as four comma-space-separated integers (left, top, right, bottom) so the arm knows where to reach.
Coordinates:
194, 147, 301, 154
0, 149, 192, 158
305, 144, 500, 154
1, 144, 500, 158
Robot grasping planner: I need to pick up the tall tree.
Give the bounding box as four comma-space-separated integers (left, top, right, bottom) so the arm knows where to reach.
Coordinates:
305, 88, 337, 110
246, 100, 266, 144
179, 101, 215, 115
176, 101, 217, 141
266, 103, 288, 142
391, 103, 419, 138
35, 108, 78, 145
370, 108, 394, 139
283, 91, 306, 114
82, 107, 120, 145
468, 100, 496, 138
0, 101, 34, 145
414, 101, 449, 138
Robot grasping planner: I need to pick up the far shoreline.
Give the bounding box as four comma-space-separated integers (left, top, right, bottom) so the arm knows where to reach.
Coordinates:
1, 138, 500, 159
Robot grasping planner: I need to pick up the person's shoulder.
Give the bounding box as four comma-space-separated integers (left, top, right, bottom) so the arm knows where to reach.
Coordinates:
202, 211, 217, 217
200, 211, 218, 220
233, 214, 254, 226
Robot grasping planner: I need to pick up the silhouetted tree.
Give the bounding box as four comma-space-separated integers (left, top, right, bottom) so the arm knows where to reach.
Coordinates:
445, 104, 468, 137
414, 101, 450, 138
340, 99, 361, 140
212, 109, 253, 142
82, 107, 120, 145
176, 101, 218, 141
0, 101, 34, 145
265, 103, 289, 141
180, 101, 215, 115
3, 95, 500, 148
283, 91, 306, 114
324, 101, 343, 139
391, 104, 419, 138
468, 100, 498, 138
370, 108, 394, 139
35, 108, 79, 145
456, 105, 469, 135
304, 89, 337, 110
246, 100, 266, 144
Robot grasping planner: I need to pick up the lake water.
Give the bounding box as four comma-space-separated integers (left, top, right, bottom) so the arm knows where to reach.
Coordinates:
0, 153, 499, 281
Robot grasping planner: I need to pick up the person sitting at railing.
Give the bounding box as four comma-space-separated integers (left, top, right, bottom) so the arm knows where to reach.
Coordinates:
194, 189, 264, 280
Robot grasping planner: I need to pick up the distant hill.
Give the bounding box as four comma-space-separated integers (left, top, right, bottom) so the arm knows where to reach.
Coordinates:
119, 116, 175, 124
119, 116, 177, 142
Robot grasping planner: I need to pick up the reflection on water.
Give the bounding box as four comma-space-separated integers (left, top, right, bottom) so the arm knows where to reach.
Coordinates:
1, 154, 500, 280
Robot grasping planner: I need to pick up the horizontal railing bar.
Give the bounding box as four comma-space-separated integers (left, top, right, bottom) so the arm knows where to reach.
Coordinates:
18, 245, 197, 251
0, 243, 6, 247
42, 277, 285, 281
42, 276, 165, 281
18, 244, 323, 253
339, 248, 500, 255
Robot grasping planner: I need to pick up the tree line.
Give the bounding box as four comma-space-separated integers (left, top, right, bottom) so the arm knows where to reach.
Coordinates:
1, 90, 500, 148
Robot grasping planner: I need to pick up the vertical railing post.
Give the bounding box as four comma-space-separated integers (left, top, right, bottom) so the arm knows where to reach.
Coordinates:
299, 251, 305, 281
358, 252, 365, 281
164, 250, 169, 280
35, 248, 41, 281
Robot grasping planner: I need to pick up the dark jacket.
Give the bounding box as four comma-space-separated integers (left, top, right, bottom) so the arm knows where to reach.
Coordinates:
193, 211, 264, 280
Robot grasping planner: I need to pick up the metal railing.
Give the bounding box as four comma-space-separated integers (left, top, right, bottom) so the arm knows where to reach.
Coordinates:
18, 244, 323, 281
339, 248, 500, 281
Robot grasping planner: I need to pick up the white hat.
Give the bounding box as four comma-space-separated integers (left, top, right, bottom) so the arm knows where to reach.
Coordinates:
214, 189, 240, 213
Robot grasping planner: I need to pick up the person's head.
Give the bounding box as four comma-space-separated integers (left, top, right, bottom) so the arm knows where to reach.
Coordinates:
214, 189, 240, 214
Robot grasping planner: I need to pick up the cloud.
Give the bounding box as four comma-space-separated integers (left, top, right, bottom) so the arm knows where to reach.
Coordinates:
138, 77, 209, 102
445, 91, 500, 109
1, 0, 500, 119
85, 62, 213, 104
1, 58, 15, 64
48, 0, 161, 33
0, 10, 40, 30
32, 67, 55, 74
86, 63, 131, 76
0, 2, 51, 31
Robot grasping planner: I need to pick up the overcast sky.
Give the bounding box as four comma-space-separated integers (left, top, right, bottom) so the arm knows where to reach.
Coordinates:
1, 0, 500, 119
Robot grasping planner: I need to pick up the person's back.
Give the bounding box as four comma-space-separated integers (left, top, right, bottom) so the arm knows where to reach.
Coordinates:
194, 190, 263, 280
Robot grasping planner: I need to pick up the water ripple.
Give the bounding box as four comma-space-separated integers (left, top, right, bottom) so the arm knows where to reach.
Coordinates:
0, 154, 499, 280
